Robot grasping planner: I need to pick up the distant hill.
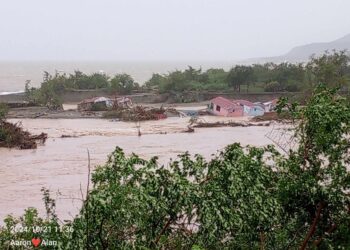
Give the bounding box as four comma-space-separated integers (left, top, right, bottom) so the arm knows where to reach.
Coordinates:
242, 33, 350, 64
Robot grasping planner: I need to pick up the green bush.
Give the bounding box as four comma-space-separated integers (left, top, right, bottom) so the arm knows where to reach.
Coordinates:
0, 103, 8, 120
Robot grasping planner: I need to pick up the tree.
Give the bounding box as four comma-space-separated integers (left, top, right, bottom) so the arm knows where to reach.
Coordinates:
144, 73, 167, 91
0, 103, 8, 120
264, 81, 283, 92
88, 73, 109, 89
226, 66, 254, 92
276, 85, 350, 248
306, 50, 350, 88
110, 73, 139, 94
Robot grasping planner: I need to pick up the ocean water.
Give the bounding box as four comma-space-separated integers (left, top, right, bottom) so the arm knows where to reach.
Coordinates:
0, 61, 234, 93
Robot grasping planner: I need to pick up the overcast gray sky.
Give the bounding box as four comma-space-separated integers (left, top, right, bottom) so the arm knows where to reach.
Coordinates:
0, 0, 349, 61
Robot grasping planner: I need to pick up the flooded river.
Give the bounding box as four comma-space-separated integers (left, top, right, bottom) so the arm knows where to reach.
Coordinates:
0, 117, 276, 223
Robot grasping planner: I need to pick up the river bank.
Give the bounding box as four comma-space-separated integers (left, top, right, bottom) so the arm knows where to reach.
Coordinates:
5, 102, 210, 119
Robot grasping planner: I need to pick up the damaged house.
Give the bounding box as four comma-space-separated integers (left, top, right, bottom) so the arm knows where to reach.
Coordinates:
78, 96, 133, 111
208, 97, 244, 117
208, 96, 265, 117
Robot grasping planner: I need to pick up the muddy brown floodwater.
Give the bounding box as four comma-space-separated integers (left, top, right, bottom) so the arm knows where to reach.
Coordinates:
0, 116, 277, 224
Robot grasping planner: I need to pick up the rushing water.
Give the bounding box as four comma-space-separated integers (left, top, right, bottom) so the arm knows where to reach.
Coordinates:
0, 117, 274, 223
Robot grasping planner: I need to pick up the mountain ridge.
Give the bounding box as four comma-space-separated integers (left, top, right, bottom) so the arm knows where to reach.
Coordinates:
241, 33, 350, 64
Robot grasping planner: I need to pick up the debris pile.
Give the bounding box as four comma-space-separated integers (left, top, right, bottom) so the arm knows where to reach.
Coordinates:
0, 121, 48, 149
251, 112, 292, 122
103, 106, 168, 121
192, 121, 270, 128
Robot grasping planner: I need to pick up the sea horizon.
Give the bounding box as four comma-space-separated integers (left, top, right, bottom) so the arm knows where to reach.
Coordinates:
0, 60, 237, 93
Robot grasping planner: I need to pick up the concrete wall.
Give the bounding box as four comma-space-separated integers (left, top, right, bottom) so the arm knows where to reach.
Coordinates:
0, 93, 25, 103
0, 90, 302, 104
1, 89, 348, 105
0, 91, 169, 104
61, 90, 169, 103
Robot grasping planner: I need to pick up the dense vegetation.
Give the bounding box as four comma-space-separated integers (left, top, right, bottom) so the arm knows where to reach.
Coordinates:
1, 83, 349, 249
25, 71, 140, 108
23, 51, 349, 108
145, 51, 350, 93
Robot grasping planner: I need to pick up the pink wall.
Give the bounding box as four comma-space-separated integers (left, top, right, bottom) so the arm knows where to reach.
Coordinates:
227, 107, 244, 117
210, 103, 243, 117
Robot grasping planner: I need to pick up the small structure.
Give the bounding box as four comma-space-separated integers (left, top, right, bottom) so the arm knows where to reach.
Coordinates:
208, 97, 243, 117
78, 96, 133, 111
78, 97, 114, 111
208, 96, 266, 117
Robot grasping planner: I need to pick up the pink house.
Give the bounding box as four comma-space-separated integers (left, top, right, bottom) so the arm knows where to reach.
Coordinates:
208, 96, 243, 117
235, 99, 254, 107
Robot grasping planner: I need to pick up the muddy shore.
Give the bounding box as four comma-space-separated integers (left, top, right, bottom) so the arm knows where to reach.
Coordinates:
7, 106, 104, 119
6, 102, 209, 119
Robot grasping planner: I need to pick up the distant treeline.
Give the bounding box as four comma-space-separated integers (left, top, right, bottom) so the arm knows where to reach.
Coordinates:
27, 71, 140, 94
25, 72, 140, 109
25, 51, 350, 109
145, 50, 350, 93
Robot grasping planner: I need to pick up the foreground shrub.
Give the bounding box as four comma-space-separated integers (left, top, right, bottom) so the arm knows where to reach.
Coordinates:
0, 103, 8, 120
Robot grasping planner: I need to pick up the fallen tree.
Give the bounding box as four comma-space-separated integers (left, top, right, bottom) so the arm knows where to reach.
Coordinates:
0, 103, 48, 149
0, 120, 48, 149
250, 111, 294, 122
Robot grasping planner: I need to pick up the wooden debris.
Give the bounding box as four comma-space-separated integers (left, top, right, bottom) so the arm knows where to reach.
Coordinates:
193, 121, 270, 128
183, 126, 195, 133
61, 134, 78, 138
103, 106, 168, 121
0, 121, 48, 149
251, 112, 292, 122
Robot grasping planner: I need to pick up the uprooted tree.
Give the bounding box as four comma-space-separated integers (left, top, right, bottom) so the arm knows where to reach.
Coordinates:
0, 84, 349, 249
0, 103, 47, 149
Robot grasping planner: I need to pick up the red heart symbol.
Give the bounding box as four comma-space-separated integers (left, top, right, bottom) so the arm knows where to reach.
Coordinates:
32, 238, 41, 247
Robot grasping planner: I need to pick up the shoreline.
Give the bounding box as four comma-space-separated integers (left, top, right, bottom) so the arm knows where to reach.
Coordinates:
5, 102, 209, 119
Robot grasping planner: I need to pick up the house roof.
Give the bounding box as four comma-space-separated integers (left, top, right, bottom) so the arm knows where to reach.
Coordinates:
210, 96, 238, 109
235, 99, 255, 107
